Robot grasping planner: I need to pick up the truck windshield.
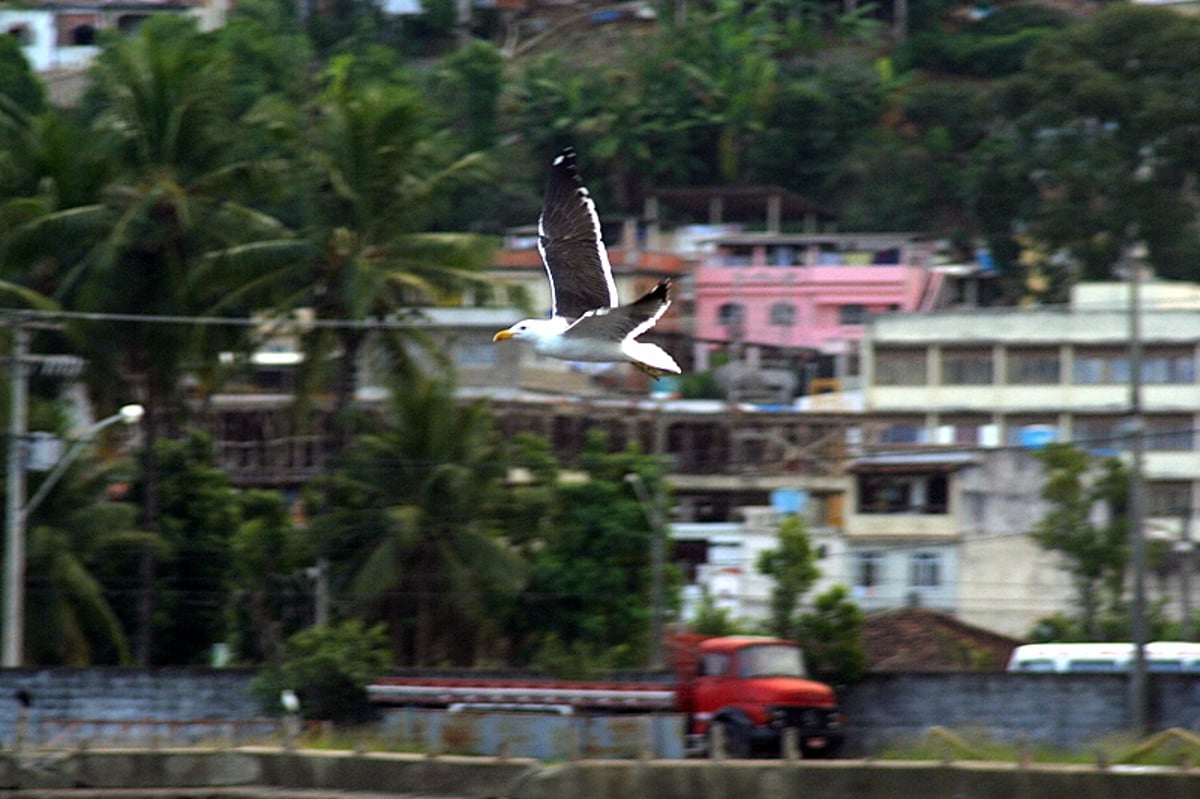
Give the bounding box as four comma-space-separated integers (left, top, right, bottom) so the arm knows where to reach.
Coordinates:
738, 645, 807, 678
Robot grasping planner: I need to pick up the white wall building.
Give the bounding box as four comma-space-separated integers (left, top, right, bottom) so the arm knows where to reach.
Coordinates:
856, 280, 1200, 635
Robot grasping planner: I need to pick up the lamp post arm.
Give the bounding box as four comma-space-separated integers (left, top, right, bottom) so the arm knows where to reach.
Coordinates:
24, 409, 141, 519
24, 432, 102, 520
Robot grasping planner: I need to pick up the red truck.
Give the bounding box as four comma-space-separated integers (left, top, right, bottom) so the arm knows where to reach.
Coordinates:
368, 635, 844, 758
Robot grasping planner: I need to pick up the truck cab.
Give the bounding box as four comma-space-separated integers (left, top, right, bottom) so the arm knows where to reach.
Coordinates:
679, 636, 844, 758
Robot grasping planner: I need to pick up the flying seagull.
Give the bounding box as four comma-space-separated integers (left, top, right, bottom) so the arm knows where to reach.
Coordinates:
493, 147, 681, 379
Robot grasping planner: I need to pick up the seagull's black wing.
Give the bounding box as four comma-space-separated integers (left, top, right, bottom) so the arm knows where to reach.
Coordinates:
538, 147, 619, 319
563, 280, 672, 343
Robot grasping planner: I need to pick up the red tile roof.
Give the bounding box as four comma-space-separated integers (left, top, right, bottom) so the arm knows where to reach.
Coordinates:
863, 607, 1022, 672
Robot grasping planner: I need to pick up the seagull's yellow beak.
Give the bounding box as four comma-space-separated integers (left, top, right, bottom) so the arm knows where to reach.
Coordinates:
493, 329, 514, 342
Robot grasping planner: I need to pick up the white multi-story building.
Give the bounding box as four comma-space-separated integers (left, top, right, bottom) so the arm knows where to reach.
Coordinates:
863, 282, 1200, 519
670, 281, 1200, 640
851, 281, 1200, 635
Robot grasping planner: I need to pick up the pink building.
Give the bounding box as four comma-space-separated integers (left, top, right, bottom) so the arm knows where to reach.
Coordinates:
689, 232, 947, 382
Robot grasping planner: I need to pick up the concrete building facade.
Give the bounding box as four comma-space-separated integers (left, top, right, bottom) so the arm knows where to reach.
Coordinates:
858, 281, 1200, 635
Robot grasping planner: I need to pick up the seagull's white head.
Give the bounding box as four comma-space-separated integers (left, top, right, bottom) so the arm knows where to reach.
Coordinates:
493, 317, 568, 346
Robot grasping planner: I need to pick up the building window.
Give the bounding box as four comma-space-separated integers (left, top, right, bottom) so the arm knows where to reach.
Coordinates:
717, 302, 744, 326
1145, 416, 1195, 452
910, 552, 942, 588
875, 348, 927, 386
769, 302, 796, 326
1007, 348, 1061, 384
1072, 416, 1123, 451
857, 472, 949, 514
71, 24, 96, 45
839, 304, 867, 325
880, 423, 923, 444
942, 348, 993, 385
938, 417, 992, 445
1145, 482, 1191, 517
1073, 349, 1130, 384
6, 25, 32, 45
855, 551, 885, 589
1141, 349, 1196, 384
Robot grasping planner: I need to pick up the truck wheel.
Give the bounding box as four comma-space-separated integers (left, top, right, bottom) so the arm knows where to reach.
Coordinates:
711, 719, 753, 759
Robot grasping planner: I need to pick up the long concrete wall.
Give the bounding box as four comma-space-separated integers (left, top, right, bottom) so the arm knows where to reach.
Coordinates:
840, 672, 1200, 755
2, 668, 1200, 757
1, 749, 1199, 799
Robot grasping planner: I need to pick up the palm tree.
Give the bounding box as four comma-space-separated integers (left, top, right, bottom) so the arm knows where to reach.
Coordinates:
22, 451, 143, 665
270, 62, 495, 438
8, 17, 298, 664
308, 375, 522, 665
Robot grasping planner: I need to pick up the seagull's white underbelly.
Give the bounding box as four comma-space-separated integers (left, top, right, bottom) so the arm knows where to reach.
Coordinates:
536, 336, 625, 362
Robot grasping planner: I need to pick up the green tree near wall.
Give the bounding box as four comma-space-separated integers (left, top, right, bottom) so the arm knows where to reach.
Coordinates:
1030, 443, 1130, 640
145, 432, 241, 665
758, 516, 866, 684
757, 515, 820, 641
796, 585, 866, 686
254, 619, 390, 722
513, 431, 670, 674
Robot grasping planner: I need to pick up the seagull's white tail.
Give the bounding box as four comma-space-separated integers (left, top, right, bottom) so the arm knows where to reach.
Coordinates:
624, 341, 681, 375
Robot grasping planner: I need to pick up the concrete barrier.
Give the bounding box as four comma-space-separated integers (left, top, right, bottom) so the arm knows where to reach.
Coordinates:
252, 748, 539, 795
513, 759, 1200, 799
0, 749, 1198, 798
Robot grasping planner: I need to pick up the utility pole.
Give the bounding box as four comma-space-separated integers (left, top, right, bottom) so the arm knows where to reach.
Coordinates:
5, 317, 135, 667
3, 325, 29, 667
1127, 239, 1148, 736
308, 557, 330, 626
1180, 511, 1195, 642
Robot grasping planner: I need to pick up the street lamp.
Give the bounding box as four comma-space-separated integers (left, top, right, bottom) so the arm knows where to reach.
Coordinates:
3, 403, 144, 667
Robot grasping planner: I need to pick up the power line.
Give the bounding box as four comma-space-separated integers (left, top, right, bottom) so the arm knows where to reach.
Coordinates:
0, 307, 429, 330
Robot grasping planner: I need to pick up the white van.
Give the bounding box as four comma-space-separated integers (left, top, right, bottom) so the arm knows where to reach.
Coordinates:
1007, 641, 1200, 673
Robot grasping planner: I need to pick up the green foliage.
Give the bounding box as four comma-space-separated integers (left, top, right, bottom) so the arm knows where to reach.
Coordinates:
1030, 444, 1130, 640
414, 0, 458, 38
149, 432, 241, 664
308, 374, 520, 666
690, 591, 748, 637
21, 428, 140, 666
219, 0, 315, 112
255, 620, 390, 722
900, 4, 1071, 79
902, 6, 1067, 80
987, 5, 1200, 283
304, 0, 393, 56
757, 515, 820, 640
795, 585, 866, 686
436, 40, 503, 152
0, 35, 43, 114
228, 490, 314, 664
513, 431, 668, 672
